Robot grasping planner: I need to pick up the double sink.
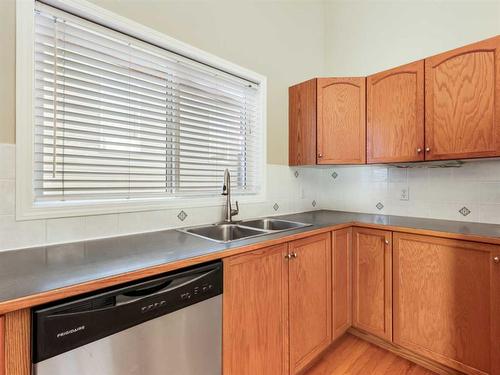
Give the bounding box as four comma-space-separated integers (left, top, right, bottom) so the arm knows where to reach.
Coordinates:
180, 218, 312, 243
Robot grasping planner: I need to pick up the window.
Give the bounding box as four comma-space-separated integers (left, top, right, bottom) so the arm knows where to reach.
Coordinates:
17, 0, 266, 219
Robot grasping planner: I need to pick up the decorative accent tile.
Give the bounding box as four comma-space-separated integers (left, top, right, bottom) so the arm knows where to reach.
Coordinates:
294, 170, 299, 178
459, 206, 471, 216
331, 171, 338, 179
312, 200, 317, 207
273, 203, 279, 211
376, 202, 384, 210
177, 210, 188, 221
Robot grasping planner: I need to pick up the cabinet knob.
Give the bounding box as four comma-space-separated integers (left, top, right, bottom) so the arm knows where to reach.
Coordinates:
284, 253, 292, 260
384, 240, 390, 245
318, 153, 323, 158
291, 252, 298, 259
417, 148, 422, 153
494, 256, 500, 264
425, 147, 431, 152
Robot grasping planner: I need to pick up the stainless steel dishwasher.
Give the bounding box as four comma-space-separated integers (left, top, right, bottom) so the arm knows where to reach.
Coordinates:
32, 261, 222, 375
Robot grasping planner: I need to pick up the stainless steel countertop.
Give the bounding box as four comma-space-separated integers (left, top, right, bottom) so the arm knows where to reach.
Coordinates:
2, 210, 500, 305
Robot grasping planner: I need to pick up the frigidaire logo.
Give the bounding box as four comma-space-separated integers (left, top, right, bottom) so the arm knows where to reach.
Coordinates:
56, 325, 86, 338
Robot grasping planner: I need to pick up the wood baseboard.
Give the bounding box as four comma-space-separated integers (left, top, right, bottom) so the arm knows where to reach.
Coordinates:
348, 328, 465, 375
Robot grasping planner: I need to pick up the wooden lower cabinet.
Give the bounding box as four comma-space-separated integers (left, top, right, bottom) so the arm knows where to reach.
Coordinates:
223, 233, 332, 375
332, 228, 352, 340
288, 233, 332, 374
223, 243, 289, 375
352, 227, 392, 341
393, 233, 500, 375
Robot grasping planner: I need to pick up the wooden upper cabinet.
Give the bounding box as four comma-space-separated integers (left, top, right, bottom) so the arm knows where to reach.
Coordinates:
352, 227, 392, 342
393, 233, 500, 375
288, 233, 332, 374
289, 77, 366, 165
332, 228, 352, 340
223, 244, 289, 375
367, 61, 425, 163
289, 79, 317, 166
425, 36, 500, 160
317, 78, 366, 164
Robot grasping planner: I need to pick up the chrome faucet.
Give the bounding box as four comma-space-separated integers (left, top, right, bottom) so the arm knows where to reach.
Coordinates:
221, 168, 239, 223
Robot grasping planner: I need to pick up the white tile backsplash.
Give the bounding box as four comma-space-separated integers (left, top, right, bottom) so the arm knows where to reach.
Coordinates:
0, 144, 323, 251
3, 141, 500, 252
321, 160, 500, 224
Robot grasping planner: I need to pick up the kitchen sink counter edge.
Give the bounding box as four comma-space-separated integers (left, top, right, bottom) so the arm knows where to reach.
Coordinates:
2, 209, 500, 314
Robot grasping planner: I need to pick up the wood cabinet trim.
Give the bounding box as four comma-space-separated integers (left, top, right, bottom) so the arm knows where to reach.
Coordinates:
0, 316, 4, 375
4, 309, 30, 375
491, 247, 500, 375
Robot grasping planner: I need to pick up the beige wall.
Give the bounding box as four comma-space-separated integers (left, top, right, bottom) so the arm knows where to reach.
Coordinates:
0, 0, 326, 165
0, 0, 15, 145
324, 0, 500, 76
2, 0, 499, 162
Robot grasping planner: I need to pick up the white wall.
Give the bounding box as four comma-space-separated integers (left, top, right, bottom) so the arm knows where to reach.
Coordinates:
320, 0, 500, 223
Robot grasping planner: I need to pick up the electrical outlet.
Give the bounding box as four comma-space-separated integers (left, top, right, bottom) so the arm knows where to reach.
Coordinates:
400, 187, 410, 201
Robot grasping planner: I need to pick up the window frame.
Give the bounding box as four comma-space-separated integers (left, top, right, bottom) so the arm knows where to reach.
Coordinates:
16, 0, 267, 220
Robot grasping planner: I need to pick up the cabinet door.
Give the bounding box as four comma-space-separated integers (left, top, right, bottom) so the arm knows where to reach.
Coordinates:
352, 227, 392, 341
367, 61, 424, 163
332, 228, 352, 340
393, 233, 499, 375
317, 78, 366, 164
425, 36, 500, 160
289, 233, 332, 374
289, 79, 317, 166
223, 244, 289, 375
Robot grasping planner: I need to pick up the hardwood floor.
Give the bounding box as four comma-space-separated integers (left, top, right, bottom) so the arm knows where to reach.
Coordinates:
305, 334, 437, 375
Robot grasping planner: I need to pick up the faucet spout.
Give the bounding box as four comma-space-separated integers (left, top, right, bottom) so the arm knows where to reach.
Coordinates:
221, 169, 239, 223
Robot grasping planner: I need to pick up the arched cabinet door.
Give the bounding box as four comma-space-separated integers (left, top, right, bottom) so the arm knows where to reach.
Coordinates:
317, 78, 366, 164
367, 61, 424, 163
425, 36, 500, 161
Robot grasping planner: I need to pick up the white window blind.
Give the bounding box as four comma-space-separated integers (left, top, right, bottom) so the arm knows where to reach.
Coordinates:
33, 2, 261, 204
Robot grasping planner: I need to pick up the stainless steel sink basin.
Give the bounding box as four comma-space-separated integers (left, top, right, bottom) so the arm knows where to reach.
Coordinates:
239, 218, 312, 231
182, 223, 268, 243
179, 218, 312, 243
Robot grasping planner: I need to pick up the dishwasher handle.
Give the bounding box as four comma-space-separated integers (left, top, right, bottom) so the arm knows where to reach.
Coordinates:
115, 268, 218, 306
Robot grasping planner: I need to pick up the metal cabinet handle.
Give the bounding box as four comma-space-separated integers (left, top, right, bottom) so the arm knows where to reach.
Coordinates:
425, 147, 431, 152
285, 253, 292, 260
291, 252, 298, 259
318, 153, 323, 158
494, 256, 500, 264
417, 148, 422, 153
384, 240, 390, 245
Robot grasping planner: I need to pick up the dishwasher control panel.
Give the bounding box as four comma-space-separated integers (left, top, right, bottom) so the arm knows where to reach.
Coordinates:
32, 261, 222, 363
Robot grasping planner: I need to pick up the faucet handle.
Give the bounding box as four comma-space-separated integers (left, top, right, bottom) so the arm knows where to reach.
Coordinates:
231, 201, 239, 217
